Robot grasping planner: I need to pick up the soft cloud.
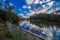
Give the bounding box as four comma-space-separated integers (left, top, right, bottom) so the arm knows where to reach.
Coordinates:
47, 1, 54, 6
26, 0, 34, 5
56, 8, 60, 11
22, 5, 27, 9
46, 0, 51, 2
34, 0, 39, 4
47, 9, 53, 13
18, 13, 24, 17
27, 6, 31, 9
9, 3, 13, 6
42, 5, 46, 8
18, 13, 29, 18
28, 10, 36, 16
26, 0, 40, 5
39, 1, 43, 4
37, 5, 51, 13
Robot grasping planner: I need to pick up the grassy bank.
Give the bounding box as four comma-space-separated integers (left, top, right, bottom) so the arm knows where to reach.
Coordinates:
30, 20, 60, 25
0, 22, 13, 39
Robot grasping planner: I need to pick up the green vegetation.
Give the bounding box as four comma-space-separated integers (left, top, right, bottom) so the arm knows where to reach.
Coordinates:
21, 31, 29, 40
9, 26, 20, 40
30, 13, 60, 22
0, 23, 13, 38
0, 10, 19, 25
8, 25, 29, 40
30, 13, 60, 25
0, 9, 20, 40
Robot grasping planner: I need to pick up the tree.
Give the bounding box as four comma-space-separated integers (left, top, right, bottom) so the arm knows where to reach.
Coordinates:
0, 10, 19, 25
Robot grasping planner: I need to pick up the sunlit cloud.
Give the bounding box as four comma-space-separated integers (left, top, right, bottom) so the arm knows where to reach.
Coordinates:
33, 0, 39, 4
28, 10, 36, 16
37, 5, 51, 13
42, 5, 46, 8
18, 13, 24, 16
27, 5, 31, 9
39, 1, 43, 4
9, 3, 13, 6
26, 0, 42, 5
46, 0, 51, 2
22, 5, 27, 9
47, 1, 54, 6
18, 13, 29, 18
26, 0, 34, 5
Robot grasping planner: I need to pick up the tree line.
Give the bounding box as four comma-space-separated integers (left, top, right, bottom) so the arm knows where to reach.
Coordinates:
30, 13, 60, 22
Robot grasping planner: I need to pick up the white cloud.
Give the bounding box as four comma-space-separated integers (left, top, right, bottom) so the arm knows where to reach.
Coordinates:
46, 8, 53, 13
37, 5, 51, 13
28, 10, 36, 16
42, 5, 46, 8
47, 1, 54, 6
34, 0, 39, 4
18, 13, 29, 18
27, 6, 31, 9
26, 0, 34, 5
22, 5, 27, 9
39, 1, 43, 4
26, 0, 40, 5
46, 0, 51, 2
18, 13, 24, 17
9, 3, 13, 6
56, 8, 60, 11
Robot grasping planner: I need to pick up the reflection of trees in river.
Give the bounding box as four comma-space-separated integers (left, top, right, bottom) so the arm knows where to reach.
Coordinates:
39, 24, 60, 40
19, 21, 60, 40
30, 22, 60, 40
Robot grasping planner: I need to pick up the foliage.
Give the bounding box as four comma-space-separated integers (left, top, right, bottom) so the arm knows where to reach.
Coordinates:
0, 10, 19, 25
30, 13, 60, 22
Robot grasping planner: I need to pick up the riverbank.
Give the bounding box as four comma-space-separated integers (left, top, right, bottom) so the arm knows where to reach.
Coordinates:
0, 21, 13, 40
30, 13, 60, 22
30, 20, 60, 26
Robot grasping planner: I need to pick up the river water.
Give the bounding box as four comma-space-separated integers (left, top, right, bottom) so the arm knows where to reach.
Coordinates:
19, 20, 60, 40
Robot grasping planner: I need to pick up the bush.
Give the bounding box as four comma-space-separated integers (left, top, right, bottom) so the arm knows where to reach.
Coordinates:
0, 10, 19, 25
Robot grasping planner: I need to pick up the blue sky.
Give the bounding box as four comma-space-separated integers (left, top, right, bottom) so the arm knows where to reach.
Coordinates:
0, 0, 60, 17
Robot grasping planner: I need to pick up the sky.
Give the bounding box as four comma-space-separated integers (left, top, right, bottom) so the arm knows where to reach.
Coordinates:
0, 0, 60, 18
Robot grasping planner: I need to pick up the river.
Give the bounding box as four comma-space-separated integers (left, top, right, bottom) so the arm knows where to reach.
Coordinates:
19, 20, 60, 40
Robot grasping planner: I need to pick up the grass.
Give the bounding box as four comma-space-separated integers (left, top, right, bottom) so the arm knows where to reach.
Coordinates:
0, 22, 13, 40
21, 31, 29, 40
0, 23, 8, 37
9, 26, 29, 40
0, 21, 29, 40
9, 27, 20, 40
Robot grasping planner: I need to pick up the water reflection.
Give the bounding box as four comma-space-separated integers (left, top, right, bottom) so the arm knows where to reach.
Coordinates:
19, 20, 60, 40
